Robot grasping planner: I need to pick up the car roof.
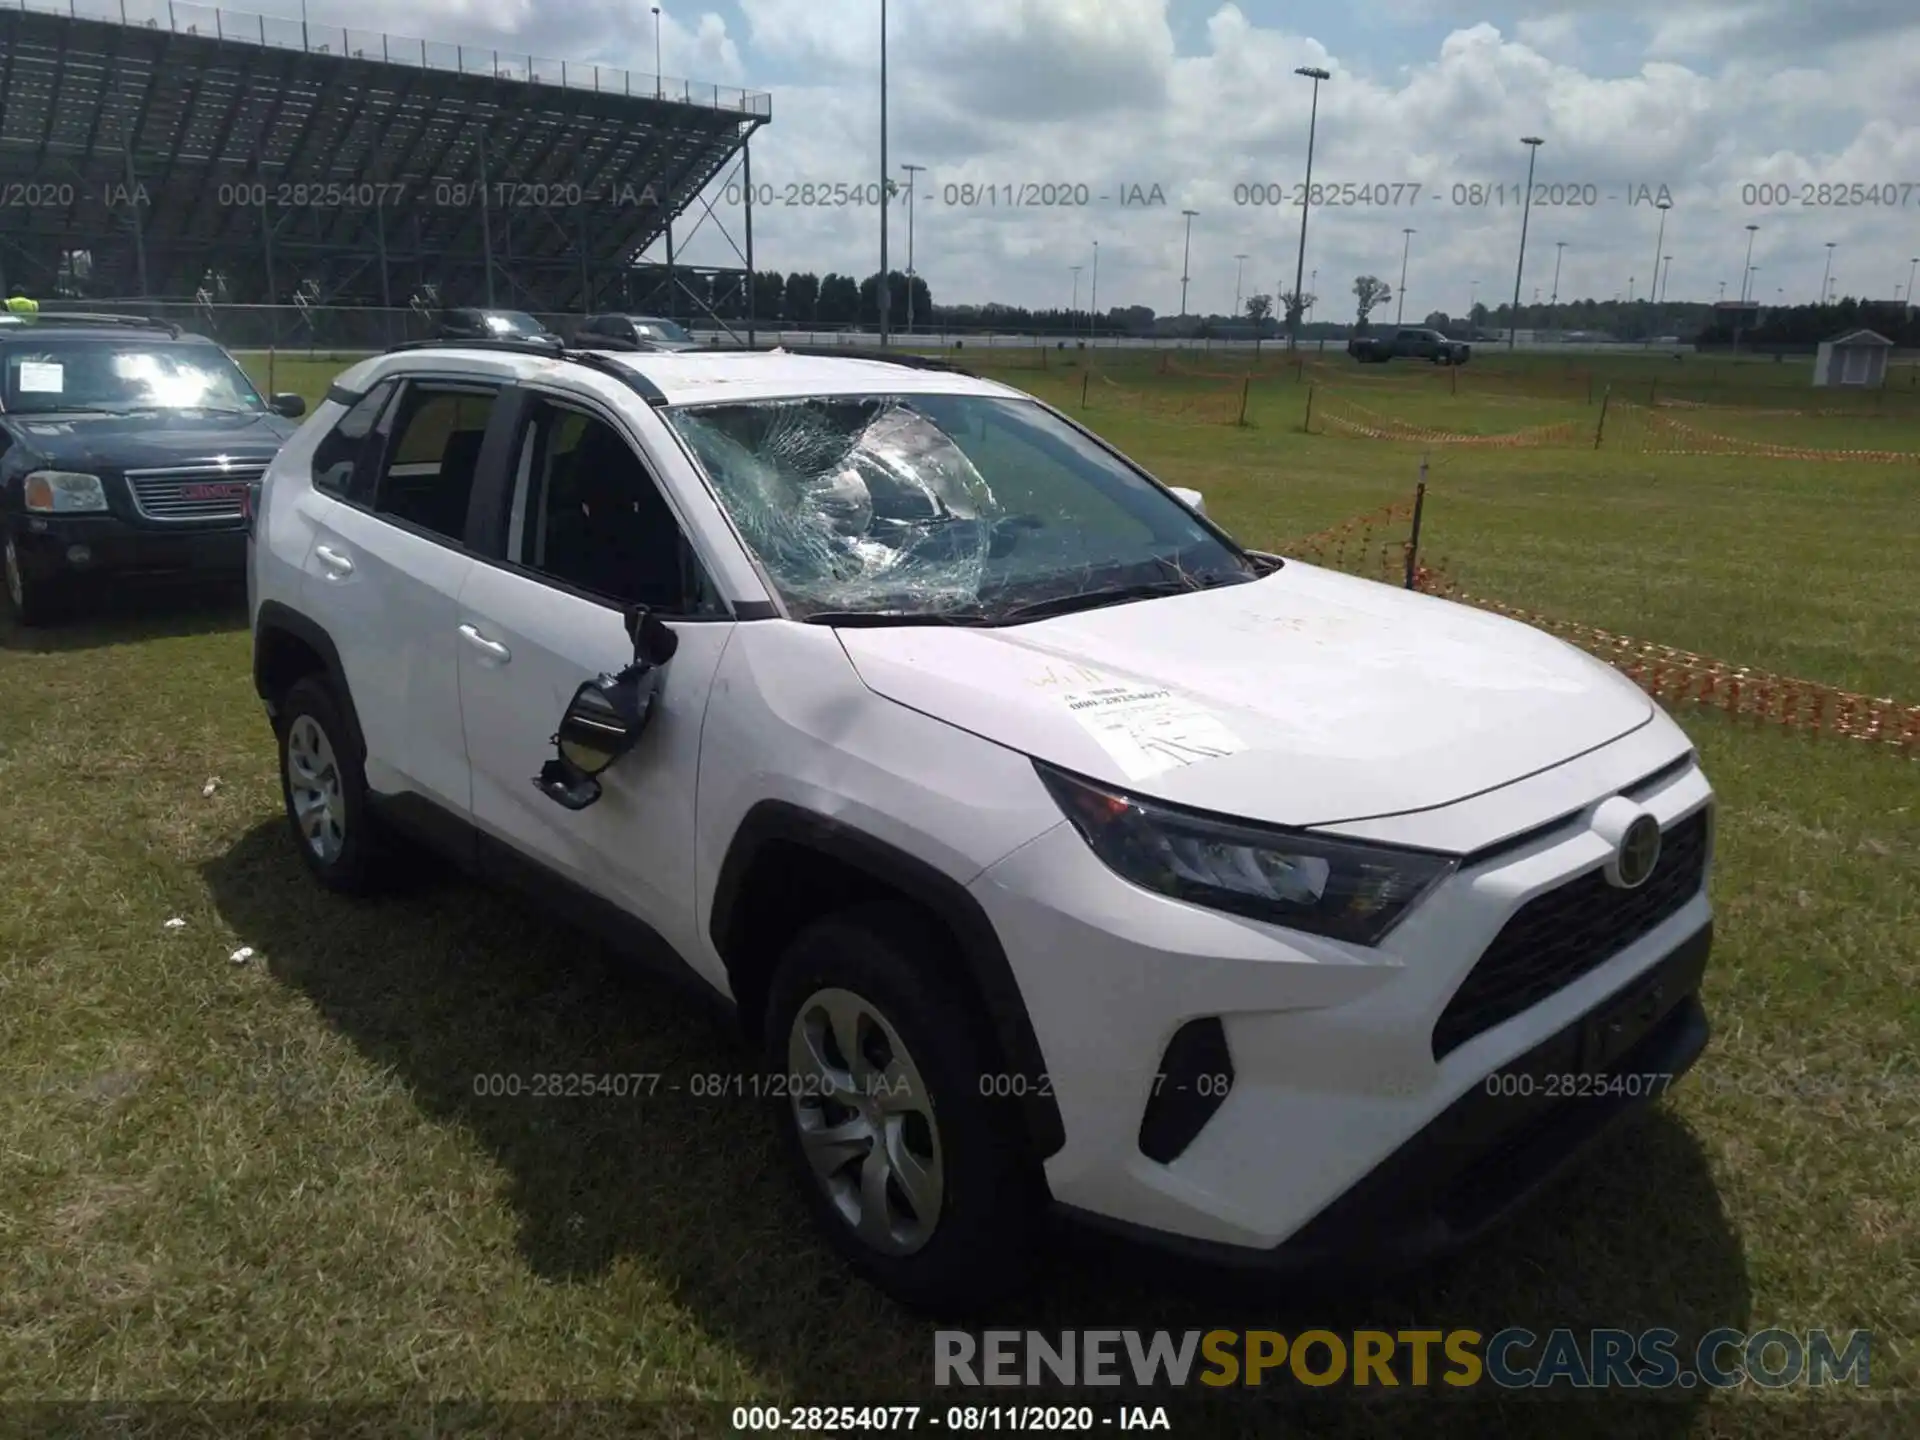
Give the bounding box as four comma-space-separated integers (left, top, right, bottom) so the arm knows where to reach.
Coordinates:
354, 345, 1021, 408
593, 348, 1017, 406
0, 321, 211, 344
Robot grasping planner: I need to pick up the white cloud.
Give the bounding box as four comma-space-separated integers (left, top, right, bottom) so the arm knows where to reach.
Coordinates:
293, 0, 1920, 312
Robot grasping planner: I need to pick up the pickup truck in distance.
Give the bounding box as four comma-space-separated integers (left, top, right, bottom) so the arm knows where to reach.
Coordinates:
1348, 328, 1471, 365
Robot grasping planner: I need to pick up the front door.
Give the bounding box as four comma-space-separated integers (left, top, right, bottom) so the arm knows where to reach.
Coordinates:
455, 393, 734, 968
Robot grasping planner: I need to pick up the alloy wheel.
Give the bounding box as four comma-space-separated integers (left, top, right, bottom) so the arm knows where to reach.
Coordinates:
286, 714, 346, 864
787, 986, 944, 1256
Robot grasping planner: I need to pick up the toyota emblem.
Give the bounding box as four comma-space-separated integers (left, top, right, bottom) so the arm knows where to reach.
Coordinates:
1614, 814, 1662, 889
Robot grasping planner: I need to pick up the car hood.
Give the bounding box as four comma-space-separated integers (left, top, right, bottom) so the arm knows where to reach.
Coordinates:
835, 561, 1654, 828
7, 410, 295, 470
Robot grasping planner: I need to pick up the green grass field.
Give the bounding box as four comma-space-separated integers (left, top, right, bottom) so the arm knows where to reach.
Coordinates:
0, 348, 1914, 1436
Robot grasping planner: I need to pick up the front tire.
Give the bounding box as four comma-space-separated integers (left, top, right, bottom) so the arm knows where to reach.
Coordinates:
4, 534, 66, 627
764, 904, 1042, 1313
276, 675, 383, 894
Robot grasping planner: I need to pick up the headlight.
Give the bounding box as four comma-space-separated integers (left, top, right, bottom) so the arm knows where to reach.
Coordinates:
23, 470, 108, 513
1035, 762, 1457, 946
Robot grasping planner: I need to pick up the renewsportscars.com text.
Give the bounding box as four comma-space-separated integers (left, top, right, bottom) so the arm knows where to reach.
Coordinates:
934, 1328, 1872, 1390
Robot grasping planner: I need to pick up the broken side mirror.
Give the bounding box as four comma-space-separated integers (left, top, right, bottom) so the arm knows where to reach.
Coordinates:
534, 608, 679, 811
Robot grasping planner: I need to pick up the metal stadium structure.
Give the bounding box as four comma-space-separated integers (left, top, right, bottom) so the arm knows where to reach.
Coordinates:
0, 0, 771, 340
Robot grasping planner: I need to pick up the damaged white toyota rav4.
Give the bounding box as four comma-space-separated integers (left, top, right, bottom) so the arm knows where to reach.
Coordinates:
248, 339, 1715, 1311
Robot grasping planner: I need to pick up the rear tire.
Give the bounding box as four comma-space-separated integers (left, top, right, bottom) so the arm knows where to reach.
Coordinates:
764, 903, 1043, 1314
4, 534, 66, 627
276, 675, 385, 894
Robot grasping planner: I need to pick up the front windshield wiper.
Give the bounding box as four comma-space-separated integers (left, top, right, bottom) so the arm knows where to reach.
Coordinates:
801, 608, 997, 627
993, 573, 1249, 625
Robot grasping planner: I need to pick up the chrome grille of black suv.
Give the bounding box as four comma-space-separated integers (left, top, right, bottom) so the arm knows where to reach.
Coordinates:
125, 464, 267, 522
1432, 807, 1711, 1060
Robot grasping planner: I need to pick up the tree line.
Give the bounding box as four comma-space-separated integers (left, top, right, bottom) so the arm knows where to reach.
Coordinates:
681, 267, 1916, 346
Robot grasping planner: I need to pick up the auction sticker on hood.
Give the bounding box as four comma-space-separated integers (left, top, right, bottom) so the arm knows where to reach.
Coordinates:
1059, 681, 1246, 780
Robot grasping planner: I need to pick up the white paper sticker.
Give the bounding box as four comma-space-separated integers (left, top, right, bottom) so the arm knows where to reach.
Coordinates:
1060, 681, 1246, 780
16, 361, 63, 393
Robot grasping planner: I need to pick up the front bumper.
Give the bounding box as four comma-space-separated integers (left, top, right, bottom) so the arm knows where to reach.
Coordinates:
967, 749, 1714, 1255
1058, 923, 1709, 1274
7, 513, 247, 582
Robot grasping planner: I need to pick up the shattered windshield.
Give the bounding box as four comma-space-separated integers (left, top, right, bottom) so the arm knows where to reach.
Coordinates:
664, 392, 1254, 619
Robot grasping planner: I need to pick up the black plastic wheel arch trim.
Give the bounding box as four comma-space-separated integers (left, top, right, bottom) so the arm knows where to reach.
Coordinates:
710, 799, 1066, 1159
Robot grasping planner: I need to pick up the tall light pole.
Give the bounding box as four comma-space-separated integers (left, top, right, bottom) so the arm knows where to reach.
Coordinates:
1821, 241, 1836, 306
1289, 65, 1330, 351
652, 7, 662, 99
1070, 265, 1082, 324
877, 0, 890, 345
1661, 254, 1672, 304
1509, 136, 1545, 350
1469, 278, 1479, 332
1232, 253, 1247, 317
1396, 227, 1414, 324
1178, 209, 1198, 317
1547, 240, 1565, 335
1309, 266, 1317, 323
1908, 257, 1919, 309
900, 163, 924, 335
1089, 240, 1099, 337
1645, 198, 1669, 347
1739, 224, 1758, 302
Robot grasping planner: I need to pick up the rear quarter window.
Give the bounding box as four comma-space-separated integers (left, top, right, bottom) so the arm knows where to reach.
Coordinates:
310, 379, 398, 498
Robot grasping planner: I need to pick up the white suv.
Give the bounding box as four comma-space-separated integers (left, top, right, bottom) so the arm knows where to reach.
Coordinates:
247, 340, 1716, 1311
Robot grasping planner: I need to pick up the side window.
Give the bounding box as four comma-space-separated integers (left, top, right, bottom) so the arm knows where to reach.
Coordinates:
310, 379, 398, 498
508, 400, 721, 615
368, 382, 499, 543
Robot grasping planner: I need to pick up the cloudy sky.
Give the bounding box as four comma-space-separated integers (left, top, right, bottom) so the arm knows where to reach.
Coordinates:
312, 0, 1919, 318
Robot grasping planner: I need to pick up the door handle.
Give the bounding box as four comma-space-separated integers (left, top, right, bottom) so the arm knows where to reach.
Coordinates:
314, 544, 354, 577
458, 623, 511, 664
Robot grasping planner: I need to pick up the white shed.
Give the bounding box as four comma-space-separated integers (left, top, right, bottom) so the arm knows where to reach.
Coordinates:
1812, 328, 1892, 388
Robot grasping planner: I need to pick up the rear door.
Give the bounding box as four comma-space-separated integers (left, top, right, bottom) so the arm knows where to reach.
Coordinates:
300, 375, 503, 812
454, 388, 735, 963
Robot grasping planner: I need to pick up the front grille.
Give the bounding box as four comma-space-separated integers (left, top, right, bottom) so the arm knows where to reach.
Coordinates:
1432, 808, 1711, 1060
124, 463, 267, 523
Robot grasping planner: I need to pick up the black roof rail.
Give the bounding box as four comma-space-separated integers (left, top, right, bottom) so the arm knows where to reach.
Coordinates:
2, 312, 182, 338
387, 335, 565, 356
700, 343, 970, 374
380, 334, 672, 406
562, 347, 670, 407
569, 333, 670, 354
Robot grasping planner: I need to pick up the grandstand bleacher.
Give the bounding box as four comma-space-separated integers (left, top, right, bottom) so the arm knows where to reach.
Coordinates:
0, 0, 770, 331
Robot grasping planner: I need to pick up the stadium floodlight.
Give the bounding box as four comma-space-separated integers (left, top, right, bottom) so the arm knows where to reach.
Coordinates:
652, 7, 662, 99
1510, 136, 1544, 350
1288, 66, 1331, 352
1179, 210, 1198, 318
1645, 199, 1669, 347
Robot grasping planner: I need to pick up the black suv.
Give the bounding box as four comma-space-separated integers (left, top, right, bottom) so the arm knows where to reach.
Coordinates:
432, 308, 556, 343
576, 314, 699, 350
0, 314, 306, 625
